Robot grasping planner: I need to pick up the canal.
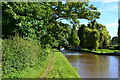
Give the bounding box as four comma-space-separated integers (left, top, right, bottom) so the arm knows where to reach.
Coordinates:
62, 50, 119, 78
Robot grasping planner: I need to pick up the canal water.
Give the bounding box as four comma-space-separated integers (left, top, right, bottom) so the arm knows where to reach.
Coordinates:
62, 50, 119, 78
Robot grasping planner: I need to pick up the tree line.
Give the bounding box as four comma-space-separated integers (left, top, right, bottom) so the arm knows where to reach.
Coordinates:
111, 19, 120, 48
2, 2, 111, 50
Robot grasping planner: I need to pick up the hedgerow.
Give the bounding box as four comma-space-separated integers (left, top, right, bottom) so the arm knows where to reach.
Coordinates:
2, 36, 49, 76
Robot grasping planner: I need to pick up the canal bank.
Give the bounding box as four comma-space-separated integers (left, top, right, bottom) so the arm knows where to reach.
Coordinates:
81, 49, 120, 56
62, 50, 119, 78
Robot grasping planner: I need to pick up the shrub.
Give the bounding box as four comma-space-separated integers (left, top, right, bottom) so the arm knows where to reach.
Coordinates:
2, 36, 49, 75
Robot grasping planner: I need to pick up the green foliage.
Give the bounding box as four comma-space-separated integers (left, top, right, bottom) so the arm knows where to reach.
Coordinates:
2, 49, 53, 78
88, 20, 110, 48
2, 36, 49, 77
40, 22, 71, 47
111, 36, 118, 45
78, 20, 110, 50
99, 26, 110, 48
68, 28, 80, 47
2, 2, 101, 48
85, 28, 100, 50
78, 24, 86, 48
2, 2, 53, 40
53, 2, 100, 25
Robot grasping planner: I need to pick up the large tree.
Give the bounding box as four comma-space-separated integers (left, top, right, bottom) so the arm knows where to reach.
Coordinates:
88, 20, 110, 48
2, 2, 53, 39
51, 2, 100, 27
2, 2, 101, 47
78, 20, 110, 50
85, 28, 100, 50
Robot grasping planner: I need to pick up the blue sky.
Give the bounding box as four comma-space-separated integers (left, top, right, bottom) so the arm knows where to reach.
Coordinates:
89, 2, 118, 38
81, 2, 119, 38
61, 1, 119, 39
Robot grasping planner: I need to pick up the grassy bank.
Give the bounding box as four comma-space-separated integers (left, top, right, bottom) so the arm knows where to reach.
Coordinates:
2, 36, 80, 78
42, 49, 80, 78
82, 48, 120, 54
3, 49, 80, 78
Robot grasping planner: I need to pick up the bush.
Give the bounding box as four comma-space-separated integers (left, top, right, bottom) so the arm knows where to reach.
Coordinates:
2, 36, 49, 75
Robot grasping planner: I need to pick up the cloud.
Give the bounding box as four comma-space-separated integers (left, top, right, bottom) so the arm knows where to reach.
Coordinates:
105, 20, 118, 27
98, 4, 118, 13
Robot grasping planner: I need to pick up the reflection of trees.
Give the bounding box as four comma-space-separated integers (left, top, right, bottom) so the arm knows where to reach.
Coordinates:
65, 54, 110, 78
79, 54, 110, 78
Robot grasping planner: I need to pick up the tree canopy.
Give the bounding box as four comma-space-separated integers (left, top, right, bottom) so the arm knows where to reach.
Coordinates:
2, 2, 104, 48
78, 20, 110, 50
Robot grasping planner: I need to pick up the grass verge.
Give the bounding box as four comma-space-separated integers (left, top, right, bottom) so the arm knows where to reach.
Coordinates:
82, 48, 120, 53
3, 49, 80, 78
45, 49, 80, 78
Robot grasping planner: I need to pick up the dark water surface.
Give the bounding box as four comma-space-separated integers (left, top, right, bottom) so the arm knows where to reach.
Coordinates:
63, 51, 119, 78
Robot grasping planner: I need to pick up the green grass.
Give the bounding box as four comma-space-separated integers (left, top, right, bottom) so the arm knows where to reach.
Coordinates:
46, 49, 80, 78
2, 36, 80, 78
94, 49, 120, 53
82, 48, 120, 53
3, 49, 80, 78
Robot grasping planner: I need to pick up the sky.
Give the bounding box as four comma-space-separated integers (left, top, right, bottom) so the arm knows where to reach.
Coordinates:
89, 2, 119, 39
61, 0, 119, 39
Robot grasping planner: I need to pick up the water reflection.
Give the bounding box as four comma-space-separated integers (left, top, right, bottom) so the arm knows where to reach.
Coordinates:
63, 52, 119, 78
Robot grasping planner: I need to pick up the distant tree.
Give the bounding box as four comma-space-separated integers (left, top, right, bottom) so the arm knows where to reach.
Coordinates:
111, 36, 118, 45
99, 25, 110, 48
118, 19, 120, 45
68, 28, 80, 47
85, 28, 100, 50
78, 20, 110, 50
78, 24, 86, 48
87, 20, 110, 48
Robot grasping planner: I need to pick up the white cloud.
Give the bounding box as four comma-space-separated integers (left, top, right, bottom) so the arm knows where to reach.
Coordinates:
105, 20, 118, 27
98, 4, 118, 13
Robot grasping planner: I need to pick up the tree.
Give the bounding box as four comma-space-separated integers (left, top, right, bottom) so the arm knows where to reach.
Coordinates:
51, 2, 100, 28
85, 28, 100, 50
78, 24, 86, 48
2, 2, 53, 40
98, 25, 110, 48
87, 20, 110, 48
118, 19, 120, 45
2, 2, 101, 47
111, 36, 118, 45
68, 28, 80, 47
78, 20, 110, 50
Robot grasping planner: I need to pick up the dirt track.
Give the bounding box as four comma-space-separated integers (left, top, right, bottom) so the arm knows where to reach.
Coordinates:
41, 53, 55, 78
